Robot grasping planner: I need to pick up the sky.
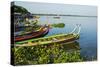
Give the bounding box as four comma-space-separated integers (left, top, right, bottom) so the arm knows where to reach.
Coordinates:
14, 1, 97, 16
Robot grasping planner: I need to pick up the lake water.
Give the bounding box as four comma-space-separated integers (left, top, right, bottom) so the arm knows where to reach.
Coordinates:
39, 16, 97, 60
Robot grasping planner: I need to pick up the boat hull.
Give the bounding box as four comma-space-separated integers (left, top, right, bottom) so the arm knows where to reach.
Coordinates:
14, 26, 49, 42
15, 34, 79, 46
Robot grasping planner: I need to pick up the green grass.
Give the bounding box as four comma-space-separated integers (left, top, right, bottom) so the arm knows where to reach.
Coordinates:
12, 42, 83, 65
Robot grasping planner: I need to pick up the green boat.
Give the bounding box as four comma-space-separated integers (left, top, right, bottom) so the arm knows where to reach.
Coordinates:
15, 24, 81, 46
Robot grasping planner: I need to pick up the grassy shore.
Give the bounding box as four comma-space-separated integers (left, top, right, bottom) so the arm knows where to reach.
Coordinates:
12, 42, 83, 65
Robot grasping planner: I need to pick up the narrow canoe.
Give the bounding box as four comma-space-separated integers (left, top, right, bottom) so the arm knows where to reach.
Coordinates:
14, 26, 49, 42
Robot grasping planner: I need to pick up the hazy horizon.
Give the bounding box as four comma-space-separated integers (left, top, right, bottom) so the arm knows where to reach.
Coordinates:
14, 1, 97, 16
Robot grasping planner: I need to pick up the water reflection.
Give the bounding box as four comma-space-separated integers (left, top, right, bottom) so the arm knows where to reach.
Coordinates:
62, 41, 80, 51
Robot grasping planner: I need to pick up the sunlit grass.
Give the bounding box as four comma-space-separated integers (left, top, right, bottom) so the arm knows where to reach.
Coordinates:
13, 42, 83, 65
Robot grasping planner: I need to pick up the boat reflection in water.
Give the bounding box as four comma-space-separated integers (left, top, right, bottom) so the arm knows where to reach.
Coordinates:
62, 41, 80, 51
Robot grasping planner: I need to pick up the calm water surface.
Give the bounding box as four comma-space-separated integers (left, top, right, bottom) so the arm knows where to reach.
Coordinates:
39, 16, 97, 60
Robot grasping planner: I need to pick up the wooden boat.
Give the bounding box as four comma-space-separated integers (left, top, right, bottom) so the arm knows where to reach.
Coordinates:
14, 26, 49, 42
53, 16, 60, 19
15, 24, 81, 46
15, 34, 79, 46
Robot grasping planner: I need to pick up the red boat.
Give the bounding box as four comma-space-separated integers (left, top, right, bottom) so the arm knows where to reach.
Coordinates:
14, 26, 49, 42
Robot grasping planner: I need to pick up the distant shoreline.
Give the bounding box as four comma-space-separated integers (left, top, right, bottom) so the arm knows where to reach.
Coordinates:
32, 13, 97, 17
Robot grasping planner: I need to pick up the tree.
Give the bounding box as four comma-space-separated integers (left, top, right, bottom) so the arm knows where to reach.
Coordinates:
11, 5, 29, 14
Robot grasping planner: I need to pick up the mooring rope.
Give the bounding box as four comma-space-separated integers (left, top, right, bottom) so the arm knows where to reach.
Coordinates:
70, 24, 81, 34
77, 24, 81, 34
70, 24, 78, 33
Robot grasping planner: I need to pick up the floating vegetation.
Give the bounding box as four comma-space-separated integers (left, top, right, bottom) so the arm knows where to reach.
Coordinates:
51, 23, 65, 28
